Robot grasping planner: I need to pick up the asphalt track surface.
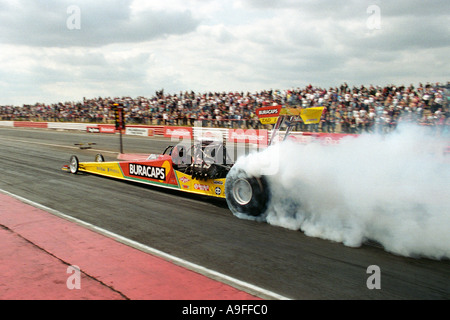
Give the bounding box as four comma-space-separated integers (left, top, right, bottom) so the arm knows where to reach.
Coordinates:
0, 127, 449, 300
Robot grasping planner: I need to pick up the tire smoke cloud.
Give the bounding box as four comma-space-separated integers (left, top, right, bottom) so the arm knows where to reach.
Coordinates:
232, 124, 450, 260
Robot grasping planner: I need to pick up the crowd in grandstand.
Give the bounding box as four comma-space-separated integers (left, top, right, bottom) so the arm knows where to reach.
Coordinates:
1, 83, 449, 135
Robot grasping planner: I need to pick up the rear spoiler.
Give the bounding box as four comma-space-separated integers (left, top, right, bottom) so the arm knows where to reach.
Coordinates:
256, 105, 325, 145
256, 105, 325, 125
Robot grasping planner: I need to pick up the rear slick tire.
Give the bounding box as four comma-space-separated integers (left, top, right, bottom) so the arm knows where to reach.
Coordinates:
225, 169, 270, 219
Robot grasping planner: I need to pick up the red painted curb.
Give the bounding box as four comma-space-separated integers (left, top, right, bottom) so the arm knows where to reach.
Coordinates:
0, 193, 259, 300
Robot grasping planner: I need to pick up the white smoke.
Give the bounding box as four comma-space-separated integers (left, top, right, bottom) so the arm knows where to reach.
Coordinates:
232, 124, 450, 260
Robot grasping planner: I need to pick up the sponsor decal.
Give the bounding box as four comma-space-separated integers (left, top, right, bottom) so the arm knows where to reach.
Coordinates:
129, 163, 166, 180
255, 106, 282, 125
258, 108, 279, 116
98, 125, 117, 134
213, 180, 223, 185
87, 127, 100, 133
97, 166, 120, 174
228, 129, 268, 145
179, 176, 190, 183
259, 117, 277, 124
107, 167, 120, 174
125, 127, 149, 136
194, 183, 210, 192
215, 187, 221, 195
164, 126, 193, 138
255, 105, 282, 118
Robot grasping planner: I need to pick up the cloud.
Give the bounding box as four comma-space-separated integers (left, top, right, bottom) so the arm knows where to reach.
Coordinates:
0, 0, 448, 105
229, 1, 449, 87
238, 0, 450, 17
0, 0, 200, 47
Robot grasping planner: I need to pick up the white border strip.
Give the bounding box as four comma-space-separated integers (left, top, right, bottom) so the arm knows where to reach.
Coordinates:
0, 188, 290, 300
47, 122, 94, 131
0, 121, 14, 127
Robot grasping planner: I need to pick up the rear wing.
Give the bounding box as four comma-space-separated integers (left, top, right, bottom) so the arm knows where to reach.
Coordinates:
256, 105, 325, 145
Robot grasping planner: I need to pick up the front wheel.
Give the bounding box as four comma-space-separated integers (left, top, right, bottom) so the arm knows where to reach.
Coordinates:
225, 169, 270, 219
69, 155, 79, 174
95, 154, 105, 162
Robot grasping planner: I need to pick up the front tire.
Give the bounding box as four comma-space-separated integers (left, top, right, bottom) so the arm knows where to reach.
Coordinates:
95, 154, 105, 162
225, 169, 270, 219
69, 155, 79, 174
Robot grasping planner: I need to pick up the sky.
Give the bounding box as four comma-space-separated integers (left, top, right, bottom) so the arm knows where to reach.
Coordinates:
0, 0, 448, 106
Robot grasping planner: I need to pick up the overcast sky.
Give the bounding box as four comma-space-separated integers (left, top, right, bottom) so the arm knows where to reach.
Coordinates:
0, 0, 448, 105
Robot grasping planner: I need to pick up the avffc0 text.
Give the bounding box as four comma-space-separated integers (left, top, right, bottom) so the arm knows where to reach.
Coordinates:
225, 304, 268, 315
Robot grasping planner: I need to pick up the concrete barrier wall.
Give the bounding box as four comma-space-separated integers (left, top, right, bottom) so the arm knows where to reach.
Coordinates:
0, 121, 14, 127
47, 122, 94, 131
0, 121, 360, 146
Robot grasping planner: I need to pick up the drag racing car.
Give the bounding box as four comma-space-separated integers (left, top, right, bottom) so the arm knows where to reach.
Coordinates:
63, 106, 325, 218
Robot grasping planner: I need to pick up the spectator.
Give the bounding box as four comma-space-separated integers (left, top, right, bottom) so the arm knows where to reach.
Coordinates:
1, 83, 448, 135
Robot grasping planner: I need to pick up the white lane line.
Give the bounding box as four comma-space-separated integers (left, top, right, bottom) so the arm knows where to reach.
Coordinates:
0, 188, 291, 300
